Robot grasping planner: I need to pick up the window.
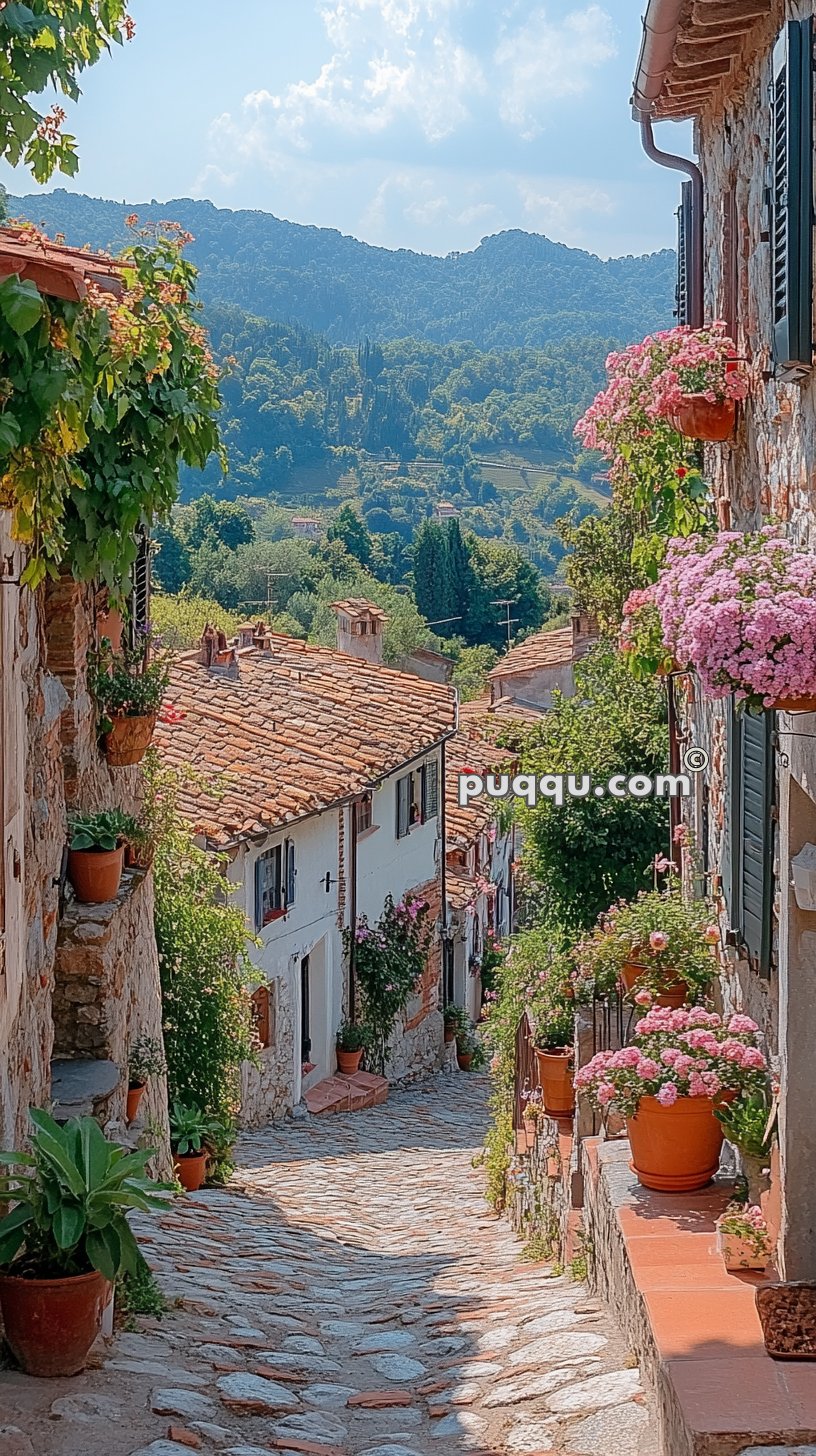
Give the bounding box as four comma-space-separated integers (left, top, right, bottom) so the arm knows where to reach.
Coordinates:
396, 773, 413, 838
251, 984, 273, 1050
254, 840, 296, 929
421, 760, 439, 822
127, 528, 152, 649
724, 703, 774, 977
355, 794, 373, 834
770, 18, 814, 376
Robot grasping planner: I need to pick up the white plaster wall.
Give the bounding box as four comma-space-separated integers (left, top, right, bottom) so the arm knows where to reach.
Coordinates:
356, 751, 442, 921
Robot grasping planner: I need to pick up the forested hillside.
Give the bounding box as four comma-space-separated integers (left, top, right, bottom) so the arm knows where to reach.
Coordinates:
10, 190, 675, 349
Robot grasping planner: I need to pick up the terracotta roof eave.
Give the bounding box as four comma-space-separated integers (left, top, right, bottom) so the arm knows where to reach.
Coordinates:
633, 0, 775, 120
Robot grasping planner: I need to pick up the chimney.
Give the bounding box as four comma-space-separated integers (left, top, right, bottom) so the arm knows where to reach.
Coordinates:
330, 599, 387, 665
198, 624, 240, 679
571, 611, 599, 650
236, 622, 256, 648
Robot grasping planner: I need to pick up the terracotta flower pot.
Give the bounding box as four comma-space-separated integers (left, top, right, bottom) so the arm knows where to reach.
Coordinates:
716, 1224, 770, 1272
444, 1026, 456, 1044
0, 1268, 111, 1377
126, 1082, 146, 1124
67, 845, 124, 905
535, 1047, 575, 1117
670, 394, 736, 442
627, 1095, 724, 1192
103, 712, 157, 767
174, 1150, 208, 1192
457, 1052, 473, 1071
769, 695, 816, 713
337, 1047, 363, 1075
620, 959, 689, 1009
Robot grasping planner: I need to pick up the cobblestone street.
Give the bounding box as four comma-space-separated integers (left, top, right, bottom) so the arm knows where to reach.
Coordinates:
0, 1077, 656, 1456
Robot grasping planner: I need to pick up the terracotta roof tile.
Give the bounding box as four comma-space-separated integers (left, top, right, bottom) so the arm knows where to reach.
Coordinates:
0, 224, 123, 301
488, 625, 596, 678
445, 729, 514, 848
155, 637, 456, 845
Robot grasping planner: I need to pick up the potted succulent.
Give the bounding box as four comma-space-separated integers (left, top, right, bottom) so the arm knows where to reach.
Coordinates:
126, 1034, 167, 1124
534, 1002, 576, 1117
169, 1101, 220, 1193
0, 1109, 173, 1376
89, 627, 173, 766
716, 1084, 777, 1204
650, 529, 816, 713
67, 809, 138, 904
716, 1204, 772, 1272
575, 883, 718, 1010
336, 1021, 371, 1075
575, 1007, 768, 1192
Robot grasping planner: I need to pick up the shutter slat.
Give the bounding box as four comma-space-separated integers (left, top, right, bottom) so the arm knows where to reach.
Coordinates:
771, 18, 814, 374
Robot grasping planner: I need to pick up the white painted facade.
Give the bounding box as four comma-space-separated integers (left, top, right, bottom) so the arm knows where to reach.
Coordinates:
232, 746, 445, 1124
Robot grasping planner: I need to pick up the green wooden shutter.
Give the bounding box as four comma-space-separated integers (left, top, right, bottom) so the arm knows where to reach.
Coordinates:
740, 710, 774, 975
285, 840, 296, 908
396, 775, 411, 838
771, 18, 814, 375
676, 181, 693, 326
421, 760, 439, 822
254, 856, 264, 933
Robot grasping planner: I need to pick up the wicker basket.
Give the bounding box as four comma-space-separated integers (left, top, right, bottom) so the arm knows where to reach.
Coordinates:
756, 1282, 816, 1360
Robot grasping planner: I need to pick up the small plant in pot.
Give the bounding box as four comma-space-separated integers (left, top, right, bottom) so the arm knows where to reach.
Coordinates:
169, 1101, 221, 1193
67, 809, 139, 905
575, 879, 718, 1010
336, 1020, 371, 1075
89, 627, 173, 767
575, 1007, 768, 1193
533, 1002, 576, 1118
716, 1203, 772, 1272
0, 1108, 173, 1377
716, 1083, 777, 1205
456, 1027, 485, 1072
443, 1003, 468, 1044
126, 1034, 167, 1125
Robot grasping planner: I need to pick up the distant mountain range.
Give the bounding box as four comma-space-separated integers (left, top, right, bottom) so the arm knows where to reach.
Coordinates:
10, 190, 675, 350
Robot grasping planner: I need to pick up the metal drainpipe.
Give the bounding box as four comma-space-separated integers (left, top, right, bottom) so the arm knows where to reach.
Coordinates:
639, 115, 704, 330
349, 804, 358, 1019
439, 738, 450, 1005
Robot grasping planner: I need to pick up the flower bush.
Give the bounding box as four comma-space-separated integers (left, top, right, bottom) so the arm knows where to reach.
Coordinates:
573, 879, 718, 1004
644, 528, 816, 708
619, 590, 676, 679
575, 1007, 768, 1118
346, 894, 431, 1073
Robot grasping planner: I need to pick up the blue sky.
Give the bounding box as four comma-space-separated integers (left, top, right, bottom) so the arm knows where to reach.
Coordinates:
3, 0, 692, 259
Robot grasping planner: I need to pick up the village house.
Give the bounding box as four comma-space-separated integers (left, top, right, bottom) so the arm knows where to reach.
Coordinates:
487, 611, 599, 714
0, 234, 170, 1168
154, 603, 458, 1123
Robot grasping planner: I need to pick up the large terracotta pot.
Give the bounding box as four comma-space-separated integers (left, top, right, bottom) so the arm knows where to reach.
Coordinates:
621, 959, 689, 1009
174, 1150, 208, 1192
337, 1047, 363, 1075
67, 845, 124, 904
535, 1047, 575, 1117
769, 695, 816, 713
0, 1269, 110, 1377
670, 394, 736, 442
104, 712, 157, 767
628, 1095, 723, 1192
126, 1082, 146, 1124
457, 1052, 473, 1071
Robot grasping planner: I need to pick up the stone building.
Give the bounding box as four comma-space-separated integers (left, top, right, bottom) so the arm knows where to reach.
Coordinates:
487, 612, 599, 714
0, 231, 171, 1165
155, 620, 458, 1123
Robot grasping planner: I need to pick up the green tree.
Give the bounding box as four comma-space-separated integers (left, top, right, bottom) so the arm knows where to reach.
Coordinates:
151, 591, 242, 650
451, 643, 498, 702
152, 521, 191, 595
327, 504, 372, 566
1, 2, 135, 182
512, 644, 668, 931
558, 505, 646, 634
464, 537, 548, 650
187, 494, 254, 551
412, 520, 453, 626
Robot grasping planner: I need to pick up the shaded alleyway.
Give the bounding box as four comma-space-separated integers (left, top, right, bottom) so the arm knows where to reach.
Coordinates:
0, 1076, 656, 1456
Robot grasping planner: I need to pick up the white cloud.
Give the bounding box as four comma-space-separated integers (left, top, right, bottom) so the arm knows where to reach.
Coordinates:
519, 180, 615, 245
495, 6, 618, 140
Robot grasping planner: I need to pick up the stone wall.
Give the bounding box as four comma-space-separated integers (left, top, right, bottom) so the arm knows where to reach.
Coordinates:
386, 874, 444, 1084
240, 972, 297, 1128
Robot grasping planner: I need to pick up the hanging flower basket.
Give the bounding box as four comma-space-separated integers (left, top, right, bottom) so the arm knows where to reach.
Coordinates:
768, 695, 816, 714
669, 394, 736, 442
621, 960, 689, 1010
103, 711, 157, 767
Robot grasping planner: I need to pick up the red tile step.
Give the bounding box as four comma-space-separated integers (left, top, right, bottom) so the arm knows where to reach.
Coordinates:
303, 1071, 388, 1116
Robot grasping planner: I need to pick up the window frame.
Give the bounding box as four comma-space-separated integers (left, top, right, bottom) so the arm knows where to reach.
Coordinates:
255, 838, 296, 929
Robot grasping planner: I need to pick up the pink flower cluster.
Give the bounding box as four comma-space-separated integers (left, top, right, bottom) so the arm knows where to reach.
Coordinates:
575, 324, 746, 453
574, 1007, 767, 1118
626, 529, 816, 706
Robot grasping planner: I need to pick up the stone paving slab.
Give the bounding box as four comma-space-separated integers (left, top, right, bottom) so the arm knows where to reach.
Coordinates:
0, 1074, 657, 1456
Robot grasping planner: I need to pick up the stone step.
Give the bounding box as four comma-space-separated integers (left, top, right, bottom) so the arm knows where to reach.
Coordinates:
303, 1071, 389, 1117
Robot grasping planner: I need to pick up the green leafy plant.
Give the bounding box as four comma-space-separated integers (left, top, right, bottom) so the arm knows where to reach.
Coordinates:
443, 1003, 469, 1035
88, 629, 173, 733
68, 809, 137, 852
0, 1109, 173, 1281
336, 1021, 371, 1053
574, 876, 718, 1005
168, 1101, 221, 1157
345, 893, 432, 1074
534, 1001, 575, 1053
716, 1085, 777, 1159
128, 1034, 167, 1090
116, 1249, 167, 1328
